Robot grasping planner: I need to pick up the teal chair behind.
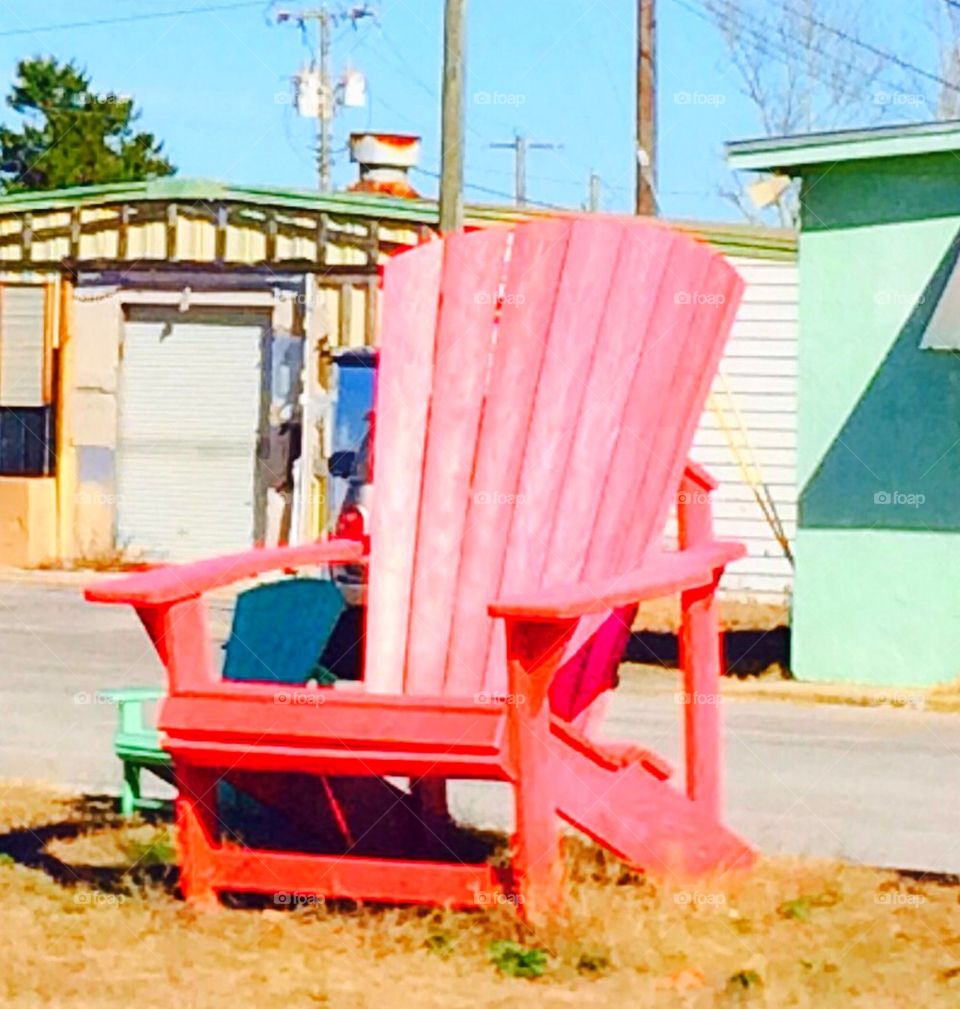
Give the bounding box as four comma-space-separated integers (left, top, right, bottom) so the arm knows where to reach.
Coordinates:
106, 577, 346, 816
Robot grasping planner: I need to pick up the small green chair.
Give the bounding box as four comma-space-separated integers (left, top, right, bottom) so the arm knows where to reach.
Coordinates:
105, 577, 348, 816
100, 686, 174, 816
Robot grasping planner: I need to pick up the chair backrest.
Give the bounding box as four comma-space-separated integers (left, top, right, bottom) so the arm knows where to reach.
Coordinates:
363, 216, 743, 699
223, 578, 345, 684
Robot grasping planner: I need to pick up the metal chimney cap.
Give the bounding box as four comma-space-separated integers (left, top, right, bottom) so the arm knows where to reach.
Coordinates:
349, 132, 421, 169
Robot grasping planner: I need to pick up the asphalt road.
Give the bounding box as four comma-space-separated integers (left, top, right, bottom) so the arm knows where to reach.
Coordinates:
2, 577, 958, 874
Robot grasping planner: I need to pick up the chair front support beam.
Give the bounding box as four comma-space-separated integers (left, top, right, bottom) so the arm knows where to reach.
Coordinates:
678, 464, 723, 817
502, 615, 577, 922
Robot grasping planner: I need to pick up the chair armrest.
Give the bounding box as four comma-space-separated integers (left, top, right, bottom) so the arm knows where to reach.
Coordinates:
84, 539, 366, 607
97, 687, 166, 703
489, 541, 745, 621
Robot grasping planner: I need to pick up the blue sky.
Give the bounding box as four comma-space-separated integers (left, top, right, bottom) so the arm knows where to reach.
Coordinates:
0, 1, 941, 222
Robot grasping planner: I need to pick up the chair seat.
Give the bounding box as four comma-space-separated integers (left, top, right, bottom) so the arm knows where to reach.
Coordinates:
160, 686, 512, 781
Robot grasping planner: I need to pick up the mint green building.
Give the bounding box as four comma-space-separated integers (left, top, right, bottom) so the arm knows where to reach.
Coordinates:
729, 122, 960, 687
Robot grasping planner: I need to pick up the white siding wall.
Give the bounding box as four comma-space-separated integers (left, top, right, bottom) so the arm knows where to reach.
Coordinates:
689, 256, 798, 601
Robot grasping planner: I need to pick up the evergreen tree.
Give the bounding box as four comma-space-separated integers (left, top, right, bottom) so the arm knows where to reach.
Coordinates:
0, 57, 175, 193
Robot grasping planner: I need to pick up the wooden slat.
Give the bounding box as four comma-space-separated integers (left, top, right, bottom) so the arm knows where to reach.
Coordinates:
625, 255, 744, 565
161, 689, 506, 749
444, 220, 571, 696
69, 207, 81, 260
165, 203, 178, 260
584, 239, 711, 573
363, 241, 444, 693
117, 205, 131, 260
542, 227, 681, 587
403, 228, 510, 694
21, 214, 32, 263
483, 218, 631, 692
265, 209, 278, 262
338, 283, 353, 347
214, 849, 505, 908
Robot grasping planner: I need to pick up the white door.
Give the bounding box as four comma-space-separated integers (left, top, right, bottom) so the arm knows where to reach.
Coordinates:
116, 311, 267, 560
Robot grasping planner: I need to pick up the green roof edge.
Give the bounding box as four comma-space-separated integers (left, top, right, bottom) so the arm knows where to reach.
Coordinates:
0, 176, 796, 261
728, 118, 960, 173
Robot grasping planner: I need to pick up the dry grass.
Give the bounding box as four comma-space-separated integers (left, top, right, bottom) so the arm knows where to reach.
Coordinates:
0, 782, 957, 1007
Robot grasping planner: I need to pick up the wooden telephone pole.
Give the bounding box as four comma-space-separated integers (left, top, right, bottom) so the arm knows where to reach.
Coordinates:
439, 0, 467, 233
636, 0, 657, 215
490, 134, 561, 208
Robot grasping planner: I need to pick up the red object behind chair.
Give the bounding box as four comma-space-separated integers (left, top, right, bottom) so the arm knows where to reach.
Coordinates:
86, 216, 754, 918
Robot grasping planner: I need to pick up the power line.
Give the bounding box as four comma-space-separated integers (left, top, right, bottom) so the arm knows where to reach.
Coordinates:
674, 0, 922, 108
412, 166, 566, 211
0, 1, 266, 38
772, 0, 960, 95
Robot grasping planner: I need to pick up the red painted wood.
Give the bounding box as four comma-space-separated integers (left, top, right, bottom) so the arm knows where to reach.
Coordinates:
174, 761, 221, 909
404, 228, 510, 695
567, 243, 739, 721
213, 849, 505, 908
445, 220, 571, 697
164, 739, 510, 782
84, 539, 364, 605
624, 255, 744, 566
678, 471, 725, 819
160, 689, 508, 759
486, 219, 628, 693
683, 458, 718, 492
539, 224, 676, 590
489, 541, 745, 619
535, 226, 679, 721
87, 219, 751, 912
139, 598, 216, 693
504, 616, 577, 921
553, 733, 755, 876
364, 240, 444, 694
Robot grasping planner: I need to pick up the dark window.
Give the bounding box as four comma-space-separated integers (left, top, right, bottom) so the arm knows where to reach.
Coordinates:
0, 284, 55, 476
0, 406, 55, 475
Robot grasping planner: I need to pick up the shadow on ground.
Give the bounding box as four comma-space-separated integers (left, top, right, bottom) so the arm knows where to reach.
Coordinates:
627, 627, 791, 675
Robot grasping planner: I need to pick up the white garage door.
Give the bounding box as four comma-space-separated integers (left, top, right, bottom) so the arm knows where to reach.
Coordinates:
116, 313, 266, 560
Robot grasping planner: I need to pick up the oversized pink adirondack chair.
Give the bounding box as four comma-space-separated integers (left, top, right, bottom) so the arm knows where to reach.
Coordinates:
86, 216, 753, 918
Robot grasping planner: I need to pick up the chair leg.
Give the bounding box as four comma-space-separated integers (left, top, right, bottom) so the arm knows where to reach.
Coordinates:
120, 762, 140, 817
174, 762, 221, 910
504, 617, 577, 922
680, 575, 723, 821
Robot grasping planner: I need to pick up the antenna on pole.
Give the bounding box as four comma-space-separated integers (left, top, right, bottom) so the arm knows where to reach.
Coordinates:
278, 4, 375, 192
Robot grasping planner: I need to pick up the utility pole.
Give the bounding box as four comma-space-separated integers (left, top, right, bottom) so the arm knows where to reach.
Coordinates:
316, 8, 332, 192
279, 4, 374, 192
636, 0, 657, 215
439, 0, 467, 233
490, 133, 561, 208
